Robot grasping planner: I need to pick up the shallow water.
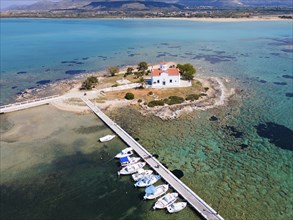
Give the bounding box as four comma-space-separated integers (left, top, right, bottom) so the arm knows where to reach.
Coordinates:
0, 106, 199, 220
1, 18, 292, 220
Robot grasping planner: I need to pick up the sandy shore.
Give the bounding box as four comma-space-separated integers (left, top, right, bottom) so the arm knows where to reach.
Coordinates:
147, 16, 288, 22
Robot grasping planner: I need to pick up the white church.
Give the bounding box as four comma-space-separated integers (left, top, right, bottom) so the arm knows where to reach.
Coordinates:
150, 62, 181, 87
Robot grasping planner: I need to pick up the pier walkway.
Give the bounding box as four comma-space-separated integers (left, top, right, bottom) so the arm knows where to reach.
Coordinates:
81, 97, 224, 220
0, 95, 61, 114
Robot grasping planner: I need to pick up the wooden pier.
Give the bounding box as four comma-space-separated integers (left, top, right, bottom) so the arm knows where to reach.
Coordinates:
81, 97, 224, 220
0, 95, 61, 114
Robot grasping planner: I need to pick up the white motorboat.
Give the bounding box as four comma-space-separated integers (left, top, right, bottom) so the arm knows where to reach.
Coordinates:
119, 156, 141, 166
167, 202, 187, 213
132, 169, 153, 181
134, 174, 161, 187
115, 147, 133, 158
143, 184, 169, 200
118, 162, 146, 175
99, 134, 115, 142
153, 193, 178, 209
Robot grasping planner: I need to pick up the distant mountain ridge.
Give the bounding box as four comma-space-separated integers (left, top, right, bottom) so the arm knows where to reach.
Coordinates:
5, 0, 293, 11
179, 0, 293, 7
8, 0, 185, 11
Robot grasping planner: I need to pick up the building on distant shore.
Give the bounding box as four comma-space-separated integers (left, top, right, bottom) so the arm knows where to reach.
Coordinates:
151, 62, 180, 87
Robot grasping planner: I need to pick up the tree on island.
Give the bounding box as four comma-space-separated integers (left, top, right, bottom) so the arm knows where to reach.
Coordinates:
80, 76, 98, 90
126, 67, 134, 75
138, 77, 145, 88
108, 66, 120, 76
177, 63, 196, 81
137, 61, 148, 71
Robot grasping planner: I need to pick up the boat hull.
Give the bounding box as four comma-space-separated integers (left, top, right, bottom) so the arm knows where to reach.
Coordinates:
121, 157, 141, 166
167, 202, 187, 213
134, 175, 161, 187
118, 162, 146, 175
132, 170, 153, 181
99, 135, 115, 142
153, 193, 178, 209
143, 184, 169, 200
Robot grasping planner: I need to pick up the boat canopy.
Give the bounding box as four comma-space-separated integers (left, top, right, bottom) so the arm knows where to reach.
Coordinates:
145, 185, 156, 194
120, 156, 129, 163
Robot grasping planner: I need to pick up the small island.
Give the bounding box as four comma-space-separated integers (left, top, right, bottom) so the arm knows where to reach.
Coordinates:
15, 61, 234, 120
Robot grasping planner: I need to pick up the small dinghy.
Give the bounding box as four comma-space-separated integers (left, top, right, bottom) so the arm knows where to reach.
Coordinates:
119, 156, 141, 166
134, 174, 161, 187
143, 184, 169, 200
132, 169, 153, 181
153, 193, 178, 210
118, 162, 146, 175
99, 135, 115, 142
167, 202, 187, 213
115, 147, 133, 158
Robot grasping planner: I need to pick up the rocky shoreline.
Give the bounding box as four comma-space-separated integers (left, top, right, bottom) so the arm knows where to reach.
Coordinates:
139, 77, 234, 120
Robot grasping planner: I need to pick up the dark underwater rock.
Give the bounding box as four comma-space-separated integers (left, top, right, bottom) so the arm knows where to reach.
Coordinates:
171, 169, 184, 179
16, 71, 27, 74
65, 70, 86, 75
224, 125, 243, 138
258, 80, 267, 83
209, 116, 218, 121
273, 82, 287, 85
282, 75, 293, 79
36, 80, 51, 85
255, 122, 293, 151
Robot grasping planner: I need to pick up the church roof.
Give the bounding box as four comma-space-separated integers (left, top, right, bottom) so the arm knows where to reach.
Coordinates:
151, 68, 179, 77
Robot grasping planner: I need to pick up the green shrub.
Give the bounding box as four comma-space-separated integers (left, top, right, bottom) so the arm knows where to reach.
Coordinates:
125, 92, 134, 100
80, 76, 98, 90
112, 84, 118, 87
166, 96, 185, 105
148, 100, 165, 107
138, 99, 142, 103
108, 66, 119, 76
186, 94, 201, 101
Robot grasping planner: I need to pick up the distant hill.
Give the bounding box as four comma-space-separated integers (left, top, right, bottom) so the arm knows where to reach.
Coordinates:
5, 0, 293, 11
8, 0, 185, 11
178, 0, 293, 7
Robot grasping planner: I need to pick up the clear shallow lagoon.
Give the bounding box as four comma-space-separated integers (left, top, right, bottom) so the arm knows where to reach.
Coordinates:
0, 18, 292, 220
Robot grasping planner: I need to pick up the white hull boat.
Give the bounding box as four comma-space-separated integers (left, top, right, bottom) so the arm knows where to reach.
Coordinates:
115, 147, 133, 158
120, 156, 141, 166
143, 184, 169, 200
167, 202, 187, 213
99, 135, 115, 142
134, 175, 161, 187
153, 193, 178, 209
132, 169, 153, 181
118, 162, 146, 175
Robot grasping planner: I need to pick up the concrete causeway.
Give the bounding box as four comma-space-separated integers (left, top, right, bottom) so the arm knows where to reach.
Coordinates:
0, 95, 61, 114
81, 96, 224, 220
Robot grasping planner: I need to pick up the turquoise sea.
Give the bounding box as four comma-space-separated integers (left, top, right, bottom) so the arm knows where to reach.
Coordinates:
0, 18, 292, 220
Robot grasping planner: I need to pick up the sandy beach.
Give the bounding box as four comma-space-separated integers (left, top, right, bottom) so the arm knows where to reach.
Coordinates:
141, 16, 289, 22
